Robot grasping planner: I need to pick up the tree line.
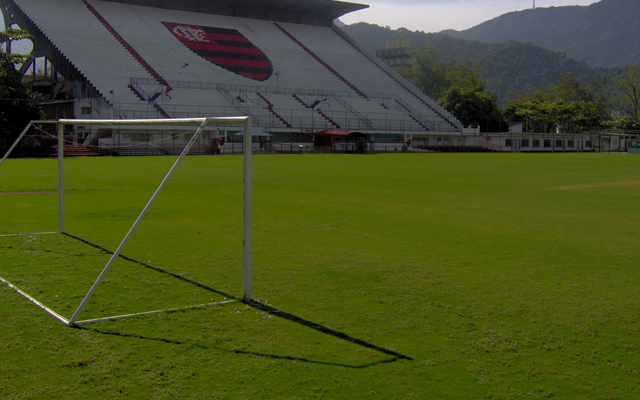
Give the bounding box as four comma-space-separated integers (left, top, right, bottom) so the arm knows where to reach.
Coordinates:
398, 46, 640, 133
343, 22, 597, 102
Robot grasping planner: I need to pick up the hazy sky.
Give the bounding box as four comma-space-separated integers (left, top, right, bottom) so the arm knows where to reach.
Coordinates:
340, 0, 597, 32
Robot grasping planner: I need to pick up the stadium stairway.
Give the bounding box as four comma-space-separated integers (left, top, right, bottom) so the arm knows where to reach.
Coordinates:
332, 26, 460, 131
280, 21, 460, 131
127, 83, 172, 118
256, 92, 293, 128
52, 144, 102, 157
14, 0, 163, 116
316, 109, 341, 129
128, 84, 145, 101
273, 22, 368, 99
152, 104, 171, 119
395, 100, 430, 131
277, 21, 457, 131
9, 0, 108, 101
82, 0, 171, 92
292, 94, 310, 108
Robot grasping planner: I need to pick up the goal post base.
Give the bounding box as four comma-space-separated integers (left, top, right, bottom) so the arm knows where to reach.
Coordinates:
1, 272, 239, 327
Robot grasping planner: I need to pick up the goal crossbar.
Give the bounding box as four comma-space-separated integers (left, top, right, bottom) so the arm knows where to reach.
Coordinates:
0, 117, 252, 326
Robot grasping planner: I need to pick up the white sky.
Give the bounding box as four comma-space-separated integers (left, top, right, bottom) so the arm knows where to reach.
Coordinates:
340, 0, 598, 32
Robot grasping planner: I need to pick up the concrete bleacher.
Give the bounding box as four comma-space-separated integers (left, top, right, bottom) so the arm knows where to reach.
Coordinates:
87, 0, 366, 122
280, 22, 460, 129
90, 1, 353, 93
15, 0, 151, 110
13, 0, 463, 134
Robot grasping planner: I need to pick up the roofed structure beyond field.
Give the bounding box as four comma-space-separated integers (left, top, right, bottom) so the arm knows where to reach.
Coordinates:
2, 0, 464, 143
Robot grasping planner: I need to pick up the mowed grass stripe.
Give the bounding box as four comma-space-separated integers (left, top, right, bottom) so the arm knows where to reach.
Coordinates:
0, 153, 639, 399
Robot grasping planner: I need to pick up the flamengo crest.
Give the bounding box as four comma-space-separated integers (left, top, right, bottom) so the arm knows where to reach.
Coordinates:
163, 22, 273, 82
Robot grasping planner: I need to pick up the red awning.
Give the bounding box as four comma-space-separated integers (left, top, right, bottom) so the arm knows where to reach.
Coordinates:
316, 130, 354, 136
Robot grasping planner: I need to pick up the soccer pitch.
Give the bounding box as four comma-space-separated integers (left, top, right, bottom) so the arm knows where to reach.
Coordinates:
1, 153, 639, 399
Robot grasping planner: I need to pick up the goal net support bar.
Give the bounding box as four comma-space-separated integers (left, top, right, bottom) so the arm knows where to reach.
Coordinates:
0, 117, 252, 326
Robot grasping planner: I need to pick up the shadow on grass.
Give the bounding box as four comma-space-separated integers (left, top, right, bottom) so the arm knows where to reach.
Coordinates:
63, 233, 230, 299
64, 233, 413, 368
76, 326, 405, 369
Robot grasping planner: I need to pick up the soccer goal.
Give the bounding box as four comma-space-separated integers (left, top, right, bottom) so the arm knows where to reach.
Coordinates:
0, 117, 252, 326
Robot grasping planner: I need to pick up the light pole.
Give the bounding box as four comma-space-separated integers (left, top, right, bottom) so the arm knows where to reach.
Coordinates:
109, 90, 114, 119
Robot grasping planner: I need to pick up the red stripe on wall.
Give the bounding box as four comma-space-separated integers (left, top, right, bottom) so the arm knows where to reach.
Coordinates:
187, 42, 264, 55
203, 57, 272, 69
240, 72, 271, 80
83, 0, 172, 93
273, 22, 367, 99
209, 33, 250, 43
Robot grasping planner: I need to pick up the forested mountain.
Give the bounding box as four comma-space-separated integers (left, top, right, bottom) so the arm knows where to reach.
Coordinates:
343, 23, 595, 102
442, 0, 640, 68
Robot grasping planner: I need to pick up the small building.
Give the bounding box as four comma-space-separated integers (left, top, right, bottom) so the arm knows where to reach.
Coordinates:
376, 38, 415, 68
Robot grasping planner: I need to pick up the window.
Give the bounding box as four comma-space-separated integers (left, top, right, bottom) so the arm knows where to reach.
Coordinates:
567, 140, 574, 147
532, 139, 540, 147
130, 133, 150, 142
80, 107, 91, 115
373, 134, 402, 142
586, 140, 592, 147
271, 132, 291, 141
505, 139, 512, 146
544, 140, 551, 148
522, 139, 530, 147
556, 140, 563, 147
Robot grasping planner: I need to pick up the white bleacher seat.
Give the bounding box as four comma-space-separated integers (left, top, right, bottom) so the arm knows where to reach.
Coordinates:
16, 0, 150, 109
14, 0, 462, 133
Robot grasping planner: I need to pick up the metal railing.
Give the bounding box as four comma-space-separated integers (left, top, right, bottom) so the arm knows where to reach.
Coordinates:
126, 77, 461, 132
112, 101, 461, 133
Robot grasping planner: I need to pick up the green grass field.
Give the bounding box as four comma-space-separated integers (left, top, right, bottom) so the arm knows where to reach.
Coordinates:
1, 153, 639, 399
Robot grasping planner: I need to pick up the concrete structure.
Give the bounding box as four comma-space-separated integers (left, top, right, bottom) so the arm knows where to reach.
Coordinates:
2, 0, 472, 154
376, 38, 415, 68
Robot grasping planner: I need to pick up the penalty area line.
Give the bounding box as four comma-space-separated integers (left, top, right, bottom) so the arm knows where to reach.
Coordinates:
0, 232, 58, 238
72, 300, 239, 326
0, 275, 70, 325
0, 275, 237, 327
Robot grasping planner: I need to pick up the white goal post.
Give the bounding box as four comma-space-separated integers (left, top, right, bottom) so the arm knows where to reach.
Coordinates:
0, 117, 252, 326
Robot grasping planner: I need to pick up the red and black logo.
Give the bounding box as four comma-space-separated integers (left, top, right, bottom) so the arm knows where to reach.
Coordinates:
163, 22, 272, 81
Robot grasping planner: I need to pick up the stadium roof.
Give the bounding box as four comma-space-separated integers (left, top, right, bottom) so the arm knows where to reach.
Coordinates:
102, 0, 368, 25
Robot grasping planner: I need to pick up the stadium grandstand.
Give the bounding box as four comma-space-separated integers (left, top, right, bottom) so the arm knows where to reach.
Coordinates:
2, 0, 471, 154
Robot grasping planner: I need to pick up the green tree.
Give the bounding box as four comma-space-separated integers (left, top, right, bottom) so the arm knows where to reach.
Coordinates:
397, 47, 450, 101
503, 99, 554, 133
440, 87, 507, 132
446, 59, 485, 94
398, 46, 500, 130
612, 65, 640, 120
606, 116, 640, 132
552, 73, 610, 122
1, 28, 43, 146
504, 73, 609, 133
398, 46, 485, 102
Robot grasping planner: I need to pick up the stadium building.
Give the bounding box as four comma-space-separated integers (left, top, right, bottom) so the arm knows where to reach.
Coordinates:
2, 0, 471, 154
